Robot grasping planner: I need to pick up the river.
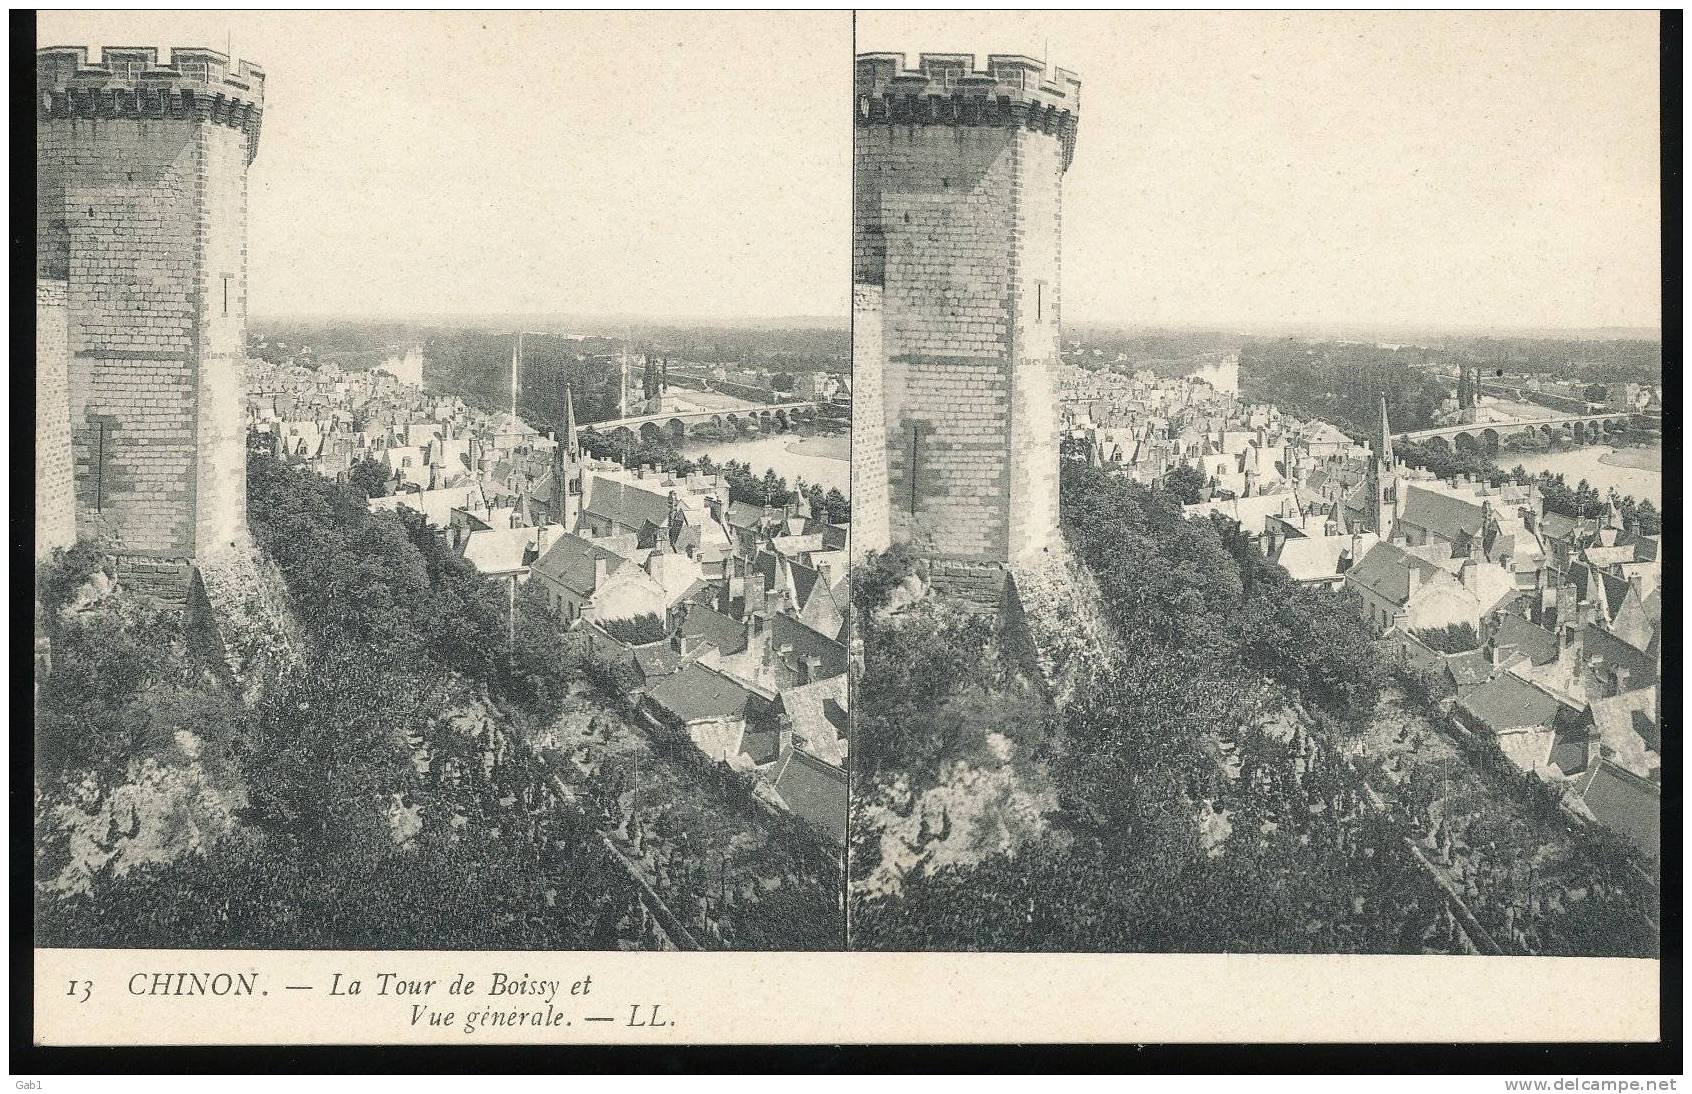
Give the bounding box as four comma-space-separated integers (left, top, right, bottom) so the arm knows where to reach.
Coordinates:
1190, 355, 1240, 394
1501, 443, 1663, 507
679, 430, 850, 496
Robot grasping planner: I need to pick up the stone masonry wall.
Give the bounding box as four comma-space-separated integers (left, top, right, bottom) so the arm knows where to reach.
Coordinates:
861, 121, 1016, 561
1003, 130, 1063, 567
37, 47, 263, 600
36, 281, 76, 558
853, 53, 1077, 568
193, 121, 252, 554
58, 116, 201, 565
850, 284, 892, 557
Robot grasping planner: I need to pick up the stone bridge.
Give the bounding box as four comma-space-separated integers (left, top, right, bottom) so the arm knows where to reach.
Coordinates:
581, 400, 821, 443
1398, 412, 1636, 455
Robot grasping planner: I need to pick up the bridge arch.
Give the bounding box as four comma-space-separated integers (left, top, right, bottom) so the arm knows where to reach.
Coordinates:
665, 417, 687, 442
1453, 431, 1479, 455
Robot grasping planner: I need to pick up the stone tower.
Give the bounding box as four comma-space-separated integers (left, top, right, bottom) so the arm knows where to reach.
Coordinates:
852, 52, 1080, 573
36, 45, 265, 597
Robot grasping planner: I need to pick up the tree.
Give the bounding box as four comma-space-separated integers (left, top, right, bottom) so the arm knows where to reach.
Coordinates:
601, 613, 668, 645
1162, 463, 1208, 505
346, 456, 391, 499
1412, 622, 1481, 654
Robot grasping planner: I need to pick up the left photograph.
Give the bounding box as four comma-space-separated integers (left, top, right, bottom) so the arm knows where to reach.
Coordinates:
32, 11, 852, 951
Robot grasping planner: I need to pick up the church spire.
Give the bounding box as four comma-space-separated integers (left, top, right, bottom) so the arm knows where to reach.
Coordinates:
1376, 394, 1394, 467
563, 383, 578, 457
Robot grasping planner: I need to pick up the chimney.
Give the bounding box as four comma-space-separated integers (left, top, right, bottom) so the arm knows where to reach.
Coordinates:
802, 655, 824, 685
1459, 557, 1478, 591
1612, 666, 1631, 696
592, 556, 609, 590
1405, 564, 1420, 603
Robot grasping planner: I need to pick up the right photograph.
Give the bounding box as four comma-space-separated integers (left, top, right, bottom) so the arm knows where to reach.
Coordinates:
847, 11, 1664, 956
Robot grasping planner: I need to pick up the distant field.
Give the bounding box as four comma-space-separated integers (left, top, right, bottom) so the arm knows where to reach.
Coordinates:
1478, 397, 1562, 421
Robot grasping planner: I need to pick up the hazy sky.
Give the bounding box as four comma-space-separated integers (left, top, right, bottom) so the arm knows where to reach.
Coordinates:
40, 11, 850, 320
857, 11, 1662, 332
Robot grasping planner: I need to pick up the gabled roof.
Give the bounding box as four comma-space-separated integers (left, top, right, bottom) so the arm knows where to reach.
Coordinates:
770, 748, 847, 846
1490, 616, 1559, 666
1536, 510, 1586, 544
460, 524, 560, 576
643, 663, 770, 725
1589, 685, 1659, 774
1444, 649, 1494, 687
770, 614, 848, 680
1273, 532, 1378, 582
530, 532, 629, 595
1581, 625, 1658, 688
1574, 760, 1660, 862
1345, 541, 1448, 606
1399, 485, 1484, 542
631, 641, 683, 681
583, 477, 673, 532
679, 603, 749, 656
1457, 672, 1575, 733
776, 674, 849, 766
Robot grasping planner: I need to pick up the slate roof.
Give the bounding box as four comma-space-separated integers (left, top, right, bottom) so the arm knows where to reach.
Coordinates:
1345, 541, 1447, 605
1581, 625, 1658, 688
583, 477, 673, 532
1547, 728, 1589, 777
770, 614, 848, 680
1490, 616, 1559, 666
725, 501, 773, 531
530, 532, 628, 596
776, 674, 849, 766
643, 663, 770, 725
770, 748, 847, 846
1574, 760, 1660, 863
1457, 673, 1572, 732
460, 524, 560, 575
1274, 532, 1378, 582
1537, 510, 1585, 544
1303, 421, 1352, 445
678, 603, 749, 656
1399, 485, 1484, 542
630, 642, 683, 682
1444, 649, 1494, 688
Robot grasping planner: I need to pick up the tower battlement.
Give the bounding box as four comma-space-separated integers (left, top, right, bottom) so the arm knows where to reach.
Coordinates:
36, 43, 264, 600
853, 49, 1078, 571
37, 46, 264, 160
855, 52, 1079, 167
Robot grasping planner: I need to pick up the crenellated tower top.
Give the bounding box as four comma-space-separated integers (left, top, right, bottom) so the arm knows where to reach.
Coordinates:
36, 45, 265, 162
854, 51, 1080, 168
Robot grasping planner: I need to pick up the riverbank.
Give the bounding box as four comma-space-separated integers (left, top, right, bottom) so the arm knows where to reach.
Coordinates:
1504, 443, 1661, 507
681, 430, 850, 495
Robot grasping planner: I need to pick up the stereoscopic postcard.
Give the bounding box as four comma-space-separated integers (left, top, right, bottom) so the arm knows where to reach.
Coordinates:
26, 8, 1667, 1052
